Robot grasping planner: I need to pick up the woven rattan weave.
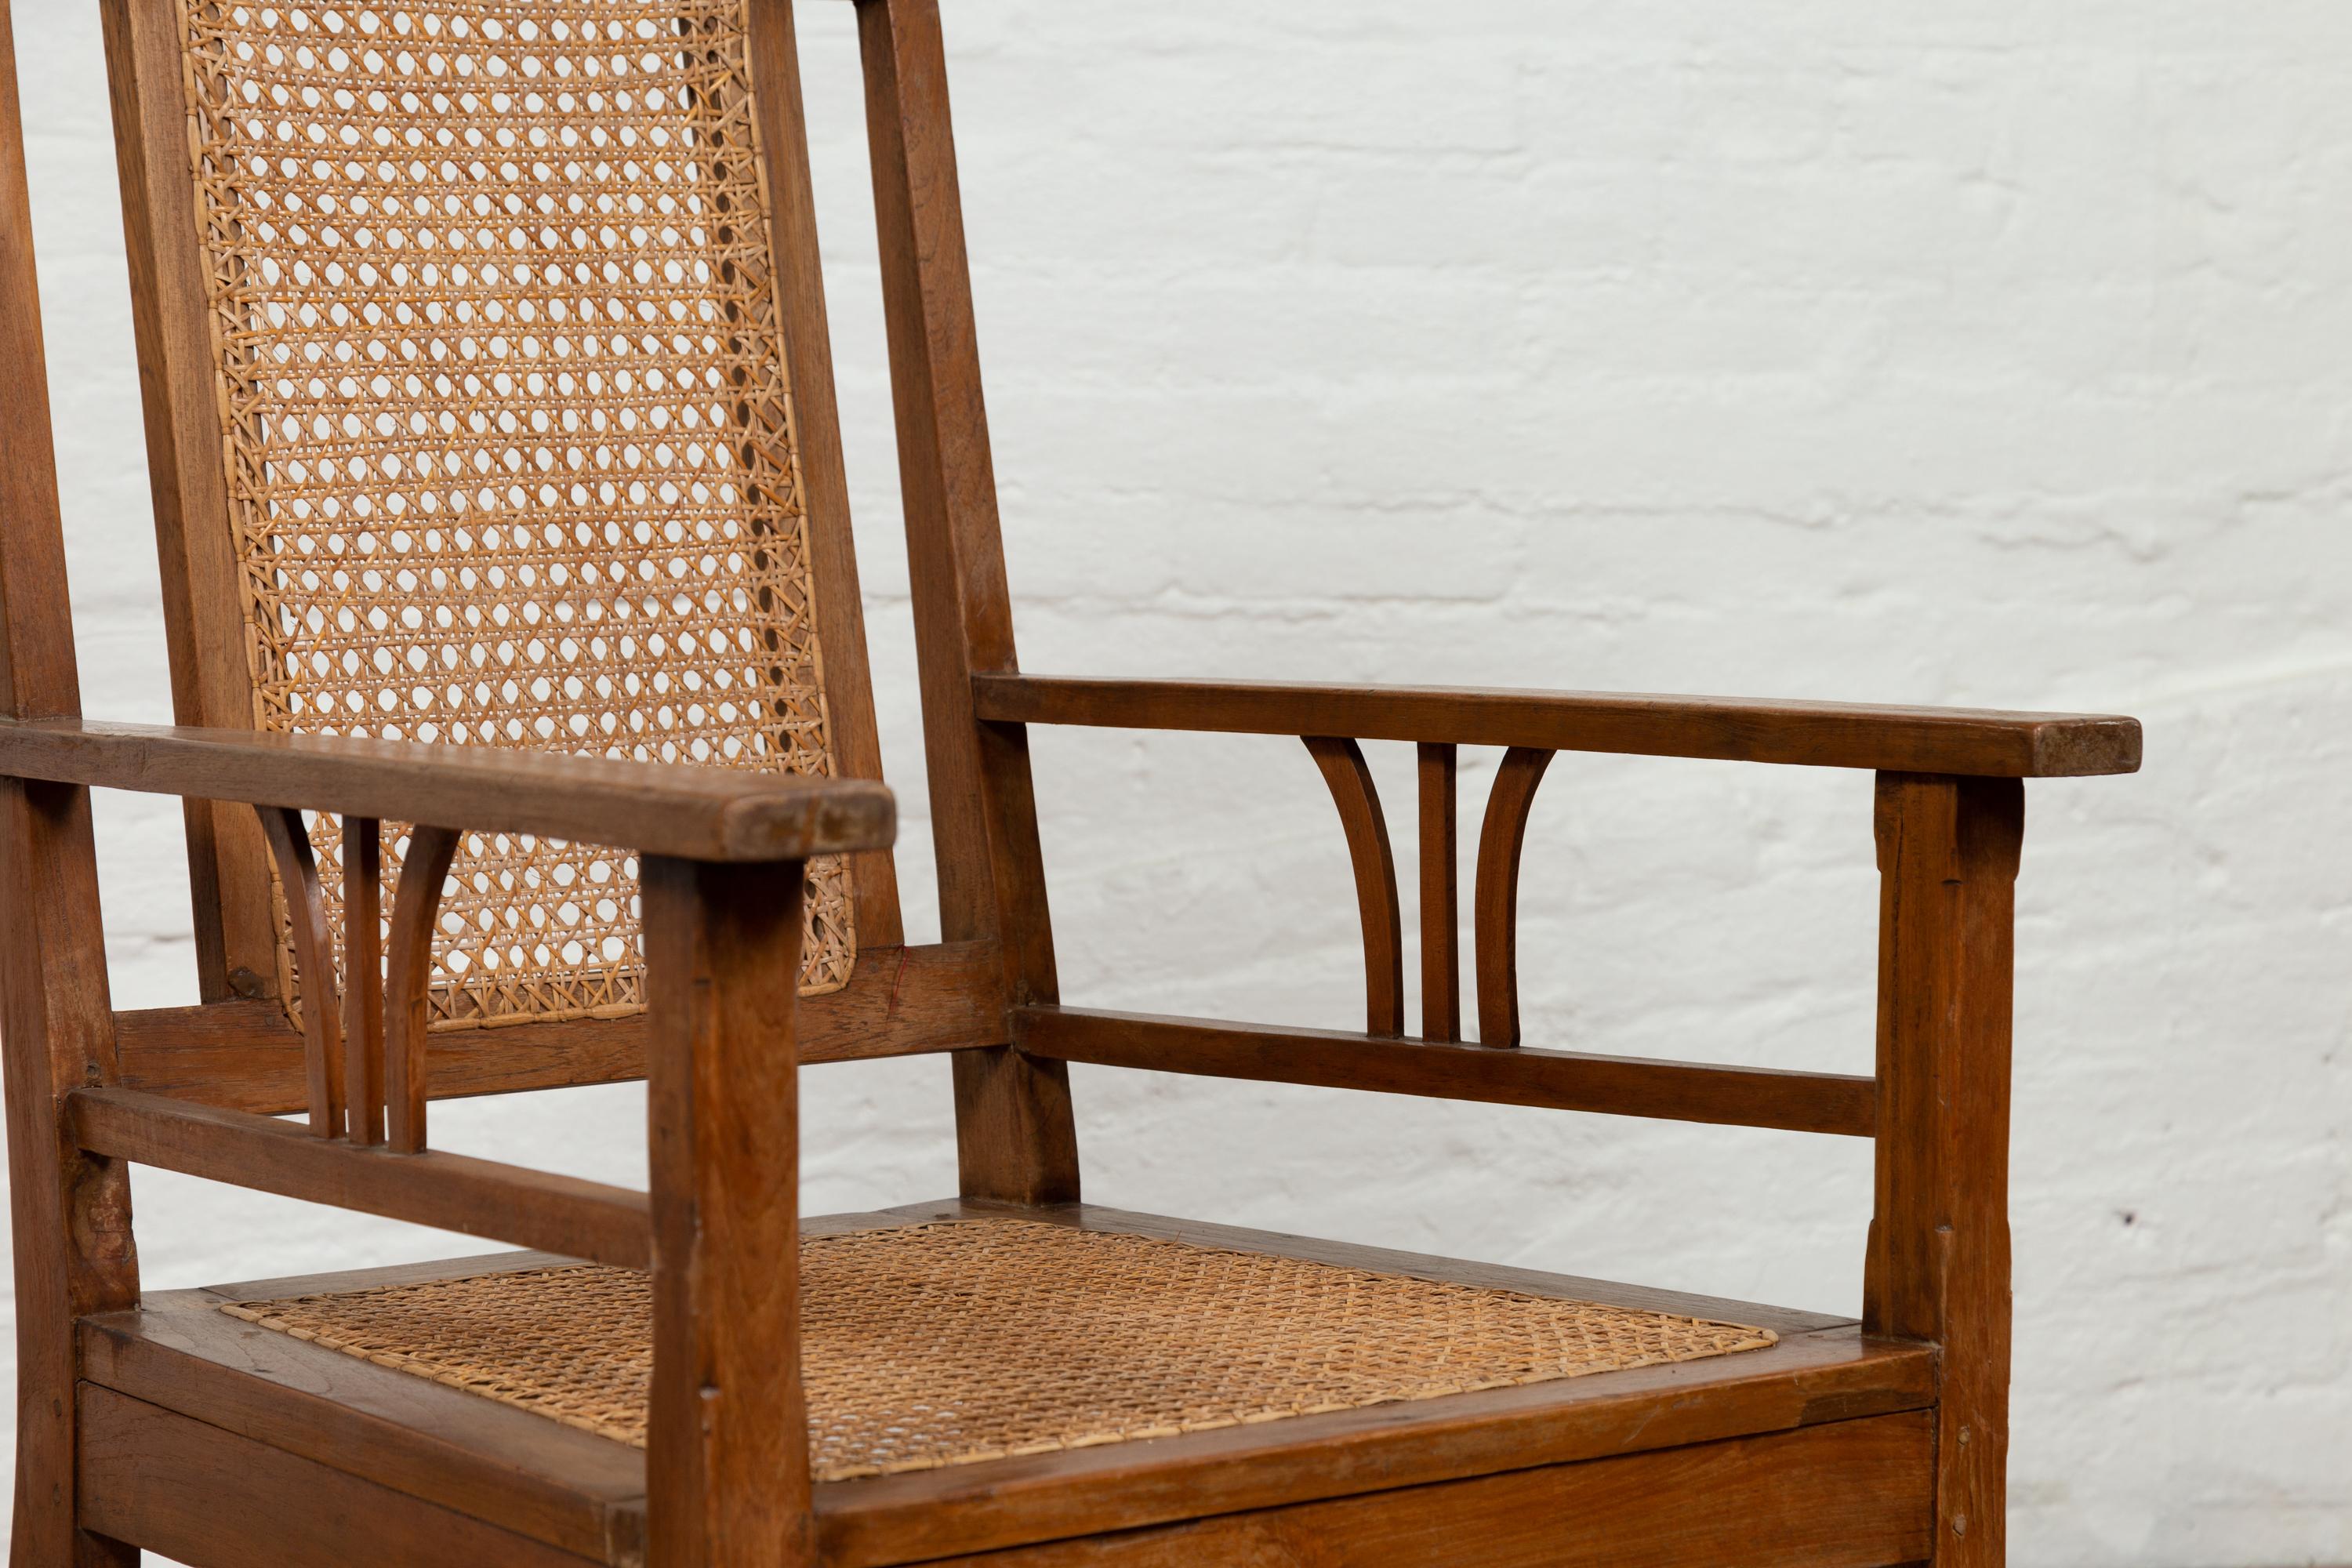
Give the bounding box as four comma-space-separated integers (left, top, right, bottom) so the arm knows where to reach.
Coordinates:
221, 1218, 1778, 1481
174, 0, 855, 1023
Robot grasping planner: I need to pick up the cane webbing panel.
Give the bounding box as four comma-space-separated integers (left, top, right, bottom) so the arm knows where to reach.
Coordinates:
173, 1, 855, 1025
220, 1218, 1779, 1481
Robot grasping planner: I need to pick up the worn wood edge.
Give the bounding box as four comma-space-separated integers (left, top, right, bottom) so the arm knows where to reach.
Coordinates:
66, 1087, 648, 1268
94, 1205, 1915, 1568
1012, 1006, 1877, 1138
0, 717, 897, 860
110, 941, 1008, 1114
76, 1385, 607, 1568
813, 1201, 1923, 1566
884, 1413, 1935, 1568
974, 673, 2143, 779
893, 1412, 1936, 1568
78, 1298, 644, 1565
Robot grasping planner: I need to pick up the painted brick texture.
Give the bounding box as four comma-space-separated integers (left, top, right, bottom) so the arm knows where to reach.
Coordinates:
5, 3, 2349, 1563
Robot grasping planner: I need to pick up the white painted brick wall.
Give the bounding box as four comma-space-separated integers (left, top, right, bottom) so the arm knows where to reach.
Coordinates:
7, 3, 2350, 1563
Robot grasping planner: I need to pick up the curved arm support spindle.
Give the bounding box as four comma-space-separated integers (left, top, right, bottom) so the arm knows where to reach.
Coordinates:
385, 824, 462, 1154
1417, 742, 1461, 1041
1303, 737, 1405, 1037
1473, 746, 1556, 1047
254, 804, 345, 1136
342, 817, 384, 1145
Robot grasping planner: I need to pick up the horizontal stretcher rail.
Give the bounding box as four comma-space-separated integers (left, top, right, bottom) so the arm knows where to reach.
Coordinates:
67, 1087, 648, 1268
1011, 1007, 1878, 1138
107, 940, 1011, 1116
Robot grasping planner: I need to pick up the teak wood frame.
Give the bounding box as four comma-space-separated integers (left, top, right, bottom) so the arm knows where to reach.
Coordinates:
0, 1, 2140, 1564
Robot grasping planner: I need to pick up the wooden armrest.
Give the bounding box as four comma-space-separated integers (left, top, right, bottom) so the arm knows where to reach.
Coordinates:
0, 718, 895, 862
972, 674, 2142, 779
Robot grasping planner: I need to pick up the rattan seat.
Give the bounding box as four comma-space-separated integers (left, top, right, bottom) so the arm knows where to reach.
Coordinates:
216, 1215, 1779, 1482
81, 1203, 1934, 1566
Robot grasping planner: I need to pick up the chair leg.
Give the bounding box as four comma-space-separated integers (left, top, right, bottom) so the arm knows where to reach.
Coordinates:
642, 858, 817, 1567
1866, 774, 2022, 1566
2, 786, 140, 1568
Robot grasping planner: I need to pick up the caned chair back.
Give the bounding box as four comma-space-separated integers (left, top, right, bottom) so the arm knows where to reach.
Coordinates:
111, 2, 896, 1031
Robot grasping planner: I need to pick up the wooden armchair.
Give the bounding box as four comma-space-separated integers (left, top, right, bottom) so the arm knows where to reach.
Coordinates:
0, 2, 2140, 1565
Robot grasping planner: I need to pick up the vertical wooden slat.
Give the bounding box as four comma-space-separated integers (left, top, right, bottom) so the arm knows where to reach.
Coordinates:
383, 825, 459, 1156
742, 0, 905, 952
643, 855, 815, 1568
1864, 771, 2023, 1566
100, 0, 278, 1003
342, 816, 383, 1145
1417, 742, 1461, 1041
0, 2, 143, 1559
1304, 737, 1406, 1038
858, 0, 1078, 1204
1472, 746, 1555, 1047
253, 806, 343, 1137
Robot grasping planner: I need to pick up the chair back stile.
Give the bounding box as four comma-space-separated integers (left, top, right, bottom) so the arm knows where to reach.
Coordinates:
0, 3, 143, 1563
853, 0, 1079, 1204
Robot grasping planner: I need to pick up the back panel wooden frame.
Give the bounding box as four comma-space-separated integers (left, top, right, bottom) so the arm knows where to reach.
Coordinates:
100, 0, 906, 1003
